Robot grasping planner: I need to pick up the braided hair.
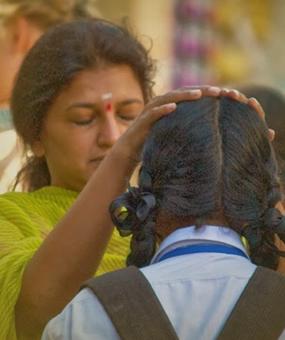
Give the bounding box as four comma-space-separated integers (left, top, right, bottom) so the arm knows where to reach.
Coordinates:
110, 97, 285, 269
238, 84, 285, 189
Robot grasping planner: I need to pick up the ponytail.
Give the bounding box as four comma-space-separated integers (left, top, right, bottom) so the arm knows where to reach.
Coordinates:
242, 178, 285, 269
110, 168, 157, 267
13, 155, 50, 192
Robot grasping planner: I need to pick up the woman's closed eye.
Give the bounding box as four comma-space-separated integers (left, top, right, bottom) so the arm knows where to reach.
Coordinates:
74, 117, 95, 126
117, 112, 137, 122
116, 101, 143, 123
70, 110, 96, 126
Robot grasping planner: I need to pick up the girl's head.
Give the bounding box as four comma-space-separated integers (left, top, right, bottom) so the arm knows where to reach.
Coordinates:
11, 18, 155, 191
0, 0, 99, 106
111, 97, 285, 269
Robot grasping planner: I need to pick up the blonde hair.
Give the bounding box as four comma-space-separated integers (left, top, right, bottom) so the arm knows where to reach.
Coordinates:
0, 0, 100, 29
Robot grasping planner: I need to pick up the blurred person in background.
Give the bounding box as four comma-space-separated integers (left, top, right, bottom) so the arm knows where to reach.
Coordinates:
0, 0, 100, 193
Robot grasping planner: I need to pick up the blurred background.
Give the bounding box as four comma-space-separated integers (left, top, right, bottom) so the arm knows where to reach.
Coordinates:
96, 0, 285, 94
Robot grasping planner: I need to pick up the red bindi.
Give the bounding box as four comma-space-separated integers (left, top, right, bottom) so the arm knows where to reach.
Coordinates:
105, 102, 112, 112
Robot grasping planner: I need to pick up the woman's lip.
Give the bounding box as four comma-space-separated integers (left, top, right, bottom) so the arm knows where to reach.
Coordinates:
90, 157, 105, 163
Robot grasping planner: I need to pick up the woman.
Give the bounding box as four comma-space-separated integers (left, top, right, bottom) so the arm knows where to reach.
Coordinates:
0, 0, 100, 192
0, 17, 247, 339
43, 96, 285, 339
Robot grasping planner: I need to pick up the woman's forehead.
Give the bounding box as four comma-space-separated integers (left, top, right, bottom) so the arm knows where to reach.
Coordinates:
44, 66, 144, 118
61, 66, 144, 100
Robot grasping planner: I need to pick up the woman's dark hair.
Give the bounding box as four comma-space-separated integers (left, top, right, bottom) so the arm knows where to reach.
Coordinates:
11, 18, 156, 191
110, 97, 285, 269
238, 84, 285, 187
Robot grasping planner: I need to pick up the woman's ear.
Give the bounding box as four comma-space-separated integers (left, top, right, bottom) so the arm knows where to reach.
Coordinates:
31, 140, 45, 158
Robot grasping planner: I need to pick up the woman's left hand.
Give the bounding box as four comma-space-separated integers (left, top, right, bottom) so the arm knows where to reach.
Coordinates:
222, 88, 275, 141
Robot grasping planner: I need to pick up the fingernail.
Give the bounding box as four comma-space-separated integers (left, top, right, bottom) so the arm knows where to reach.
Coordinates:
189, 89, 202, 96
166, 103, 177, 110
269, 129, 275, 140
209, 86, 220, 95
250, 97, 259, 105
231, 89, 239, 96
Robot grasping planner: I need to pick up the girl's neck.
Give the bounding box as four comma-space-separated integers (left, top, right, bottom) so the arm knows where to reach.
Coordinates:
155, 213, 229, 242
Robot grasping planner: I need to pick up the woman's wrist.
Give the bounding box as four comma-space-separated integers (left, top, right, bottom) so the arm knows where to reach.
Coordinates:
111, 137, 141, 167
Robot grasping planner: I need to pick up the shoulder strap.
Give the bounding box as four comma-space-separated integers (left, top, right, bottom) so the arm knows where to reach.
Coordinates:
82, 266, 179, 340
218, 266, 285, 340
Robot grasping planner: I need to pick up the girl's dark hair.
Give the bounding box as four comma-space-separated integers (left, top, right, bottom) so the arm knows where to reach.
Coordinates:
110, 97, 285, 269
11, 18, 156, 191
238, 84, 285, 187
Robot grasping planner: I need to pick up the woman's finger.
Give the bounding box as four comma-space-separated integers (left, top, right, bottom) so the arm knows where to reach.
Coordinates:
147, 89, 202, 109
149, 85, 229, 109
126, 102, 177, 138
221, 90, 267, 121
146, 102, 177, 121
226, 89, 248, 103
268, 129, 275, 142
180, 85, 223, 97
199, 86, 221, 96
248, 97, 265, 120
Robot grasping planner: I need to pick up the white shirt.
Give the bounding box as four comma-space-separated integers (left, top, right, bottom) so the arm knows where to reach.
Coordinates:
42, 225, 285, 340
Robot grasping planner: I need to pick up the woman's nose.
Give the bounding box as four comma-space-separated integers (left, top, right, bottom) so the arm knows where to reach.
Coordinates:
97, 117, 121, 148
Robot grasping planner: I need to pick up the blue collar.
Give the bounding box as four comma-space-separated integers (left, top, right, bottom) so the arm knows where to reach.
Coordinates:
152, 225, 249, 264
156, 243, 248, 263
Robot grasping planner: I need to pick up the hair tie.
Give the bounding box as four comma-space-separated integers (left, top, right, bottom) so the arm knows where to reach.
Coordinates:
109, 186, 156, 237
263, 208, 285, 245
242, 223, 263, 249
264, 208, 285, 232
242, 208, 285, 251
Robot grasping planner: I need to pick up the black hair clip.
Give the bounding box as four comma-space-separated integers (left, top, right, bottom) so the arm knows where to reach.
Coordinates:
109, 186, 156, 237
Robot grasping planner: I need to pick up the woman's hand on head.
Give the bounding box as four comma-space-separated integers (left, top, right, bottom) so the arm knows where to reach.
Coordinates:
219, 87, 275, 141
113, 85, 236, 161
113, 87, 203, 162
187, 85, 268, 123
113, 85, 275, 163
187, 85, 267, 121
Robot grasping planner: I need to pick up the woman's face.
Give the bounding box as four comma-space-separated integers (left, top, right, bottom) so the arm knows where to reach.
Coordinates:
36, 65, 145, 191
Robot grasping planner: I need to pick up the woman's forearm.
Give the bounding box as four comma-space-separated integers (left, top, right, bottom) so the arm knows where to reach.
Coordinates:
15, 146, 136, 337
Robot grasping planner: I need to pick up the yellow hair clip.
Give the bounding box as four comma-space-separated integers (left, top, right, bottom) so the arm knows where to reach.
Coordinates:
241, 236, 250, 255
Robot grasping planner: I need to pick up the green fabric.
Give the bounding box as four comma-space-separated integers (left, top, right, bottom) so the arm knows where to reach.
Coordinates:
0, 108, 13, 131
0, 186, 130, 339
